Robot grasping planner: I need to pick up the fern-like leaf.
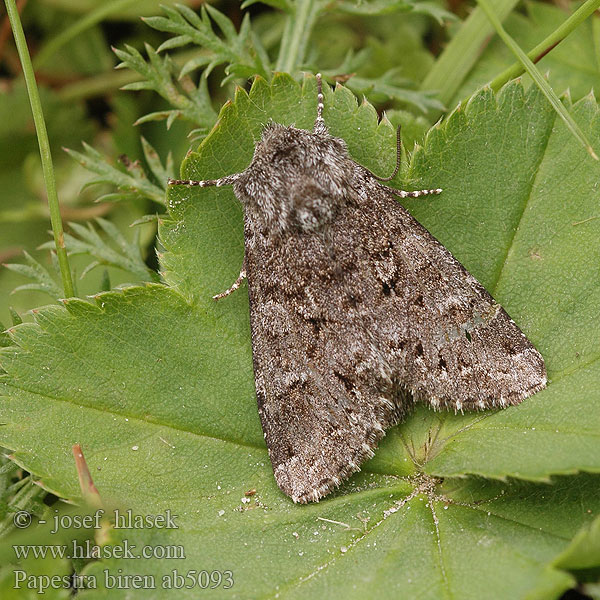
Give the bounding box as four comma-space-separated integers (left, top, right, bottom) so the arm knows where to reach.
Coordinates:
64, 140, 169, 206
39, 219, 159, 283
4, 251, 63, 299
114, 42, 218, 129
143, 4, 271, 81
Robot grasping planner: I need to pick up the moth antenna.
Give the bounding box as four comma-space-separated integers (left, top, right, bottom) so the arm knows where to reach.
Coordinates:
371, 126, 442, 197
373, 126, 402, 182
168, 173, 241, 187
379, 184, 443, 198
313, 73, 327, 134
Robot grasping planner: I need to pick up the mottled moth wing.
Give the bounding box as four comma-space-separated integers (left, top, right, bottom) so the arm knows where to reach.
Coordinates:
244, 201, 410, 503
243, 171, 546, 502
169, 76, 546, 504
347, 184, 547, 410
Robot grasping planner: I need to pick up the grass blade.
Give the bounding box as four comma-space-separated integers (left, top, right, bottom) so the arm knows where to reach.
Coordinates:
477, 0, 599, 160
4, 0, 75, 296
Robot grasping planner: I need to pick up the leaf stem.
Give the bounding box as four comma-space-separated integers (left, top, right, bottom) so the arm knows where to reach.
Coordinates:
487, 0, 600, 93
276, 0, 320, 73
4, 0, 75, 297
476, 0, 599, 161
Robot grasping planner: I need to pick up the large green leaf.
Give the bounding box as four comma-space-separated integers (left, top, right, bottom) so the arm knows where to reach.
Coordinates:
1, 74, 599, 598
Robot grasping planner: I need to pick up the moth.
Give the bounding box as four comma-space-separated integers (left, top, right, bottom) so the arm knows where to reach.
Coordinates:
169, 74, 547, 504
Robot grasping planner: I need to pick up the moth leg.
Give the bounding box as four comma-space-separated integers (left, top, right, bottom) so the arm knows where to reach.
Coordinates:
213, 266, 247, 301
167, 173, 241, 187
379, 184, 443, 198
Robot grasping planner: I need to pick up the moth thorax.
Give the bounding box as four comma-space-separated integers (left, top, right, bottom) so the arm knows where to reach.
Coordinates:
235, 143, 355, 234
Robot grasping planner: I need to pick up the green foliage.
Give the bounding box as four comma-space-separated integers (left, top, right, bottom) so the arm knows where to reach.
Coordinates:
452, 1, 600, 105
336, 0, 456, 23
144, 4, 271, 82
3, 1, 600, 598
326, 51, 444, 113
138, 3, 441, 114
40, 218, 159, 283
114, 43, 218, 129
4, 252, 63, 299
475, 0, 597, 159
64, 137, 171, 205
2, 75, 600, 598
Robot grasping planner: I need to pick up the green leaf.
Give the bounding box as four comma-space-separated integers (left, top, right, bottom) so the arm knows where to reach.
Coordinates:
385, 108, 432, 150
482, 0, 600, 101
8, 307, 22, 326
552, 514, 600, 570
113, 43, 219, 129
4, 251, 63, 299
326, 50, 444, 113
343, 72, 445, 114
476, 0, 598, 159
531, 513, 600, 598
140, 136, 174, 185
1, 74, 600, 598
143, 4, 270, 80
420, 0, 520, 112
0, 500, 103, 598
38, 218, 159, 283
32, 0, 142, 70
336, 0, 456, 24
64, 141, 167, 205
452, 1, 600, 108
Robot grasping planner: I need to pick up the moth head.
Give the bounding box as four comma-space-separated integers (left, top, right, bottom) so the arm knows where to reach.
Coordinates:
234, 123, 357, 233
